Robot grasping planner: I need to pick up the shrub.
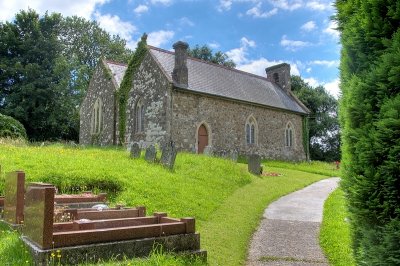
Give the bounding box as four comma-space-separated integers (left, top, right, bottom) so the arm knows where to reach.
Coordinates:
0, 114, 27, 139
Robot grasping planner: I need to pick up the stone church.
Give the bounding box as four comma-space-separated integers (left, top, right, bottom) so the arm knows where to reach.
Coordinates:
80, 40, 310, 160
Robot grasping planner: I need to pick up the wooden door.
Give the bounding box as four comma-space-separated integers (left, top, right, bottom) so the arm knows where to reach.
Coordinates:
198, 124, 208, 154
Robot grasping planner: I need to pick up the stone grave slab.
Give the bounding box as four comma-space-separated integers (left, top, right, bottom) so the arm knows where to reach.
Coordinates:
248, 154, 262, 175
130, 142, 141, 159
145, 145, 156, 163
160, 141, 177, 169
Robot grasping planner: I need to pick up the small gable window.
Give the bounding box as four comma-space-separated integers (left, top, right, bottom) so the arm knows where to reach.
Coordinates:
90, 98, 103, 134
245, 116, 258, 145
135, 99, 145, 133
285, 122, 294, 147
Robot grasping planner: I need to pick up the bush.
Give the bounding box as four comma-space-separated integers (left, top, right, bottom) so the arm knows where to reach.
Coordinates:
0, 114, 27, 139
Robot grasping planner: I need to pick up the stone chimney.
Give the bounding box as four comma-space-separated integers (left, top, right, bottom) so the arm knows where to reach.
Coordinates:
172, 41, 189, 87
265, 63, 291, 92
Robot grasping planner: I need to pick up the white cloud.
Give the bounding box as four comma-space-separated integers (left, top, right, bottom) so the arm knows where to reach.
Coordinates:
309, 60, 339, 68
280, 35, 311, 51
226, 37, 256, 65
94, 12, 137, 49
306, 67, 312, 73
217, 0, 233, 12
303, 77, 341, 98
324, 78, 340, 98
147, 30, 175, 47
304, 77, 319, 88
179, 17, 194, 27
246, 3, 278, 18
150, 0, 172, 6
269, 0, 302, 11
134, 4, 149, 15
237, 58, 300, 77
306, 1, 332, 11
300, 21, 316, 32
0, 0, 109, 21
324, 20, 339, 39
208, 42, 220, 49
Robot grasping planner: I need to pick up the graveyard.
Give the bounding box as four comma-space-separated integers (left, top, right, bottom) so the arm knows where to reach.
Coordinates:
0, 143, 338, 265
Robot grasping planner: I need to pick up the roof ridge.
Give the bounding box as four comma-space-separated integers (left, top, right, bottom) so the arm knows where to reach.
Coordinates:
147, 45, 271, 82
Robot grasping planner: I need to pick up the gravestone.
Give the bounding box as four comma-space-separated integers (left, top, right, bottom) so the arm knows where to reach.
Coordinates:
3, 171, 25, 225
230, 150, 238, 162
130, 142, 141, 158
248, 154, 262, 175
145, 144, 156, 163
203, 146, 213, 156
160, 141, 177, 169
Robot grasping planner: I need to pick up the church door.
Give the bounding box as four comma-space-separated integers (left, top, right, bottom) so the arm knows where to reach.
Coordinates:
198, 124, 208, 154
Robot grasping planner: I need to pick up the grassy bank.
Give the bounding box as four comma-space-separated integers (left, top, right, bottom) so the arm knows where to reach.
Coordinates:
320, 188, 355, 266
264, 160, 341, 177
0, 144, 329, 265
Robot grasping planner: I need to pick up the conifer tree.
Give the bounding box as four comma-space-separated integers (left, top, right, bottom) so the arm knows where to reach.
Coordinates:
336, 0, 400, 264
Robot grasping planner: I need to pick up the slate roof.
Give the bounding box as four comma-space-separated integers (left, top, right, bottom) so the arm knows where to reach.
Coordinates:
104, 48, 308, 114
105, 60, 127, 87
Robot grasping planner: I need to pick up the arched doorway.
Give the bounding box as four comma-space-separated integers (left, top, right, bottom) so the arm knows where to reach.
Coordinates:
198, 124, 208, 154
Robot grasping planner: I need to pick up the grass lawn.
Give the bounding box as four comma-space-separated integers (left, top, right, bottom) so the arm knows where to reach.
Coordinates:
0, 143, 337, 265
264, 160, 341, 177
320, 187, 355, 266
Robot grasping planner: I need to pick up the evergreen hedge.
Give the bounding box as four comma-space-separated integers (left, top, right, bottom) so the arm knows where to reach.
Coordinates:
0, 113, 27, 139
336, 0, 400, 264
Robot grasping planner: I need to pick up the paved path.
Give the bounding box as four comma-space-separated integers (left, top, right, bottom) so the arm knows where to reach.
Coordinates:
247, 178, 340, 266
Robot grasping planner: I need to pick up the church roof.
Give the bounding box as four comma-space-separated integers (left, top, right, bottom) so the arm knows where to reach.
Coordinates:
105, 60, 127, 87
105, 47, 308, 114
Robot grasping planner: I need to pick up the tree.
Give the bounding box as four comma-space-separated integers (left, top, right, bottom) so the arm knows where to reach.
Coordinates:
291, 76, 340, 161
0, 9, 75, 140
188, 44, 236, 68
0, 9, 132, 141
336, 0, 400, 264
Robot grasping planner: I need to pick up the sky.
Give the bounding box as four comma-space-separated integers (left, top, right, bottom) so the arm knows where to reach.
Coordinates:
0, 0, 340, 97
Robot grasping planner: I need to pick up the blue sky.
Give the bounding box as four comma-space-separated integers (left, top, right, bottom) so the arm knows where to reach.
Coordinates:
0, 0, 340, 97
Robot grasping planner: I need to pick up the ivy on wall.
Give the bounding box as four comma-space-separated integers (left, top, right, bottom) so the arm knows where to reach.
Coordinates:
302, 116, 310, 161
116, 34, 148, 144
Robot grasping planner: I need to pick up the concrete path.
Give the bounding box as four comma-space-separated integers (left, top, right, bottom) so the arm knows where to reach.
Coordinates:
247, 178, 340, 266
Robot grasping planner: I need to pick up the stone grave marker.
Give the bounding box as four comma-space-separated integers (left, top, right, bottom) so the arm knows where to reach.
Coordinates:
203, 145, 213, 156
130, 142, 141, 158
3, 171, 25, 225
230, 150, 238, 162
145, 144, 156, 163
160, 141, 177, 169
248, 154, 262, 175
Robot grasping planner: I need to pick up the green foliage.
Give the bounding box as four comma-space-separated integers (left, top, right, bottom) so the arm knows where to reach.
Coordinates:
0, 114, 27, 139
188, 44, 236, 68
291, 75, 340, 161
336, 0, 400, 264
117, 34, 148, 144
0, 9, 132, 141
320, 188, 356, 266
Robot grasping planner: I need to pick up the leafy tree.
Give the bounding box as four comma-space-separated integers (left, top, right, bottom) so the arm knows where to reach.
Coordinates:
291, 76, 340, 161
336, 0, 400, 264
0, 9, 75, 140
188, 44, 236, 68
0, 9, 132, 141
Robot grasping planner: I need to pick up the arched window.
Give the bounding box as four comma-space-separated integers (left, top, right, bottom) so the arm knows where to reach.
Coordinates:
285, 122, 294, 147
90, 98, 103, 134
135, 99, 145, 133
245, 115, 258, 145
273, 72, 280, 83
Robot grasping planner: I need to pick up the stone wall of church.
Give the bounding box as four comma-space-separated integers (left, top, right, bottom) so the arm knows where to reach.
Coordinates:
125, 52, 171, 147
170, 90, 307, 161
79, 62, 116, 145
